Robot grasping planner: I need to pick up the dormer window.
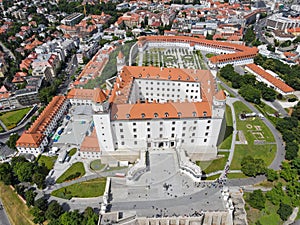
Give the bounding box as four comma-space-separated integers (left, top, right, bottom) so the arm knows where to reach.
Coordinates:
114, 114, 118, 119
139, 74, 142, 78
141, 113, 145, 118
154, 113, 158, 118
203, 111, 207, 117
178, 112, 182, 118
192, 111, 197, 117
165, 112, 169, 118
126, 114, 130, 119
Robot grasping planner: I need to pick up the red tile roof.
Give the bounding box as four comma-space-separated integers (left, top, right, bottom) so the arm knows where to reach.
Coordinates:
246, 64, 294, 94
67, 88, 107, 103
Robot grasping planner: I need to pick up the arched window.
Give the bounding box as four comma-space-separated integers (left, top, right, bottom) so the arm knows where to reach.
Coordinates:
203, 111, 207, 117
165, 112, 169, 118
126, 114, 130, 119
141, 113, 145, 118
154, 113, 158, 118
192, 111, 197, 117
178, 112, 182, 117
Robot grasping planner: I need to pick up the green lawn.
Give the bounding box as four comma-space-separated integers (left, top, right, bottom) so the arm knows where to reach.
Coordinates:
0, 182, 35, 225
197, 152, 229, 174
68, 148, 77, 157
231, 101, 276, 170
37, 155, 57, 170
219, 104, 233, 149
226, 173, 248, 179
0, 107, 31, 130
56, 162, 85, 183
51, 177, 106, 199
90, 159, 106, 171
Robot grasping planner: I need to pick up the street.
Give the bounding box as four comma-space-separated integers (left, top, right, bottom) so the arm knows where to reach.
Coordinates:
0, 199, 11, 225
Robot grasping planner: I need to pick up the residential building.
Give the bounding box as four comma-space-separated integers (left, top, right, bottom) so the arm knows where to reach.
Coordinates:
16, 96, 68, 156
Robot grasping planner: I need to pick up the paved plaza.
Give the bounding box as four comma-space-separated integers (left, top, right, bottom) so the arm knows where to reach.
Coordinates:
110, 150, 227, 218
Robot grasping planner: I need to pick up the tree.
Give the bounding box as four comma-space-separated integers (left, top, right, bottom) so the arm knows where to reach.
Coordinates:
82, 207, 98, 225
45, 200, 64, 221
13, 161, 35, 182
0, 162, 14, 185
280, 162, 298, 182
266, 183, 285, 205
277, 203, 293, 221
266, 169, 278, 182
33, 172, 46, 189
239, 85, 261, 104
6, 133, 20, 150
34, 198, 48, 212
30, 206, 46, 224
25, 189, 37, 207
244, 27, 256, 44
291, 157, 300, 175
248, 190, 266, 210
59, 211, 83, 225
285, 142, 298, 160
241, 156, 266, 177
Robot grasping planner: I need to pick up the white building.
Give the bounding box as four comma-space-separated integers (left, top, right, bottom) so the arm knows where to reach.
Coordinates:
93, 66, 227, 163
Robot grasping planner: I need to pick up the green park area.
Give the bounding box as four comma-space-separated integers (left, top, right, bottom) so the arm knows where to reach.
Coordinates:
0, 182, 34, 225
0, 107, 31, 130
231, 101, 276, 170
51, 178, 106, 199
90, 159, 106, 171
68, 148, 77, 157
37, 155, 57, 170
218, 104, 233, 149
197, 152, 229, 175
56, 162, 85, 183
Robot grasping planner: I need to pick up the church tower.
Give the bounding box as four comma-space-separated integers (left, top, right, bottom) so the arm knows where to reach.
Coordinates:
117, 51, 125, 73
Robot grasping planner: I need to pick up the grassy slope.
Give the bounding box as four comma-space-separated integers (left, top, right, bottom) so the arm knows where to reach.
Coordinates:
218, 104, 233, 149
56, 162, 85, 183
0, 107, 31, 129
231, 101, 276, 170
38, 155, 57, 170
0, 182, 34, 225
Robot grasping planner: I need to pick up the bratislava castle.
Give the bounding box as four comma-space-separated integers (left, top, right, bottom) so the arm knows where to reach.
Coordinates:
93, 64, 226, 163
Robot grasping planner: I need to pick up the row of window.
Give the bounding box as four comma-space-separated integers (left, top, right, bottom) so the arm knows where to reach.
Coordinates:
138, 80, 199, 87
119, 137, 208, 146
115, 120, 210, 127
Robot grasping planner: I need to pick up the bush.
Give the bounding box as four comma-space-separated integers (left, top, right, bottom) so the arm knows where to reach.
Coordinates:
277, 203, 293, 221
64, 172, 81, 181
248, 190, 266, 210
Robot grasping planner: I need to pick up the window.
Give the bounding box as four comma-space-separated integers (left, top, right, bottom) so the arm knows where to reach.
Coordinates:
119, 123, 123, 126
192, 112, 197, 117
120, 129, 123, 132
204, 139, 207, 142
183, 127, 186, 131
121, 135, 124, 138
160, 128, 163, 131
194, 121, 197, 124
134, 135, 137, 138
133, 122, 136, 126
154, 113, 158, 118
172, 127, 175, 131
203, 111, 207, 117
206, 126, 210, 130
147, 122, 150, 125
126, 114, 130, 119
191, 139, 194, 143
141, 113, 145, 118
134, 141, 137, 145
182, 133, 185, 137
183, 121, 187, 124
193, 127, 196, 130
147, 134, 151, 138
147, 128, 150, 131
178, 112, 182, 117
182, 140, 184, 143
208, 120, 211, 123
171, 133, 175, 138
165, 112, 169, 118
172, 121, 176, 125
121, 142, 125, 145
205, 132, 208, 136
160, 122, 163, 125
133, 128, 137, 132
160, 134, 163, 138
192, 133, 195, 136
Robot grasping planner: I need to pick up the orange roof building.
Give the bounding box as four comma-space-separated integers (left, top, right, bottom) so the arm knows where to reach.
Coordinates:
137, 36, 258, 68
93, 66, 227, 162
245, 63, 294, 95
16, 96, 69, 156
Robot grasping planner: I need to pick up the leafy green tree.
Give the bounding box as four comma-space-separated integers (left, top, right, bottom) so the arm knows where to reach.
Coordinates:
266, 183, 285, 205
30, 206, 46, 224
0, 162, 14, 185
33, 172, 46, 189
291, 157, 300, 174
25, 189, 37, 207
266, 169, 278, 182
13, 162, 35, 182
248, 190, 266, 210
6, 133, 20, 150
59, 210, 83, 225
280, 162, 298, 182
82, 207, 98, 225
239, 85, 261, 104
241, 156, 266, 177
277, 203, 293, 221
34, 198, 48, 212
285, 142, 298, 160
45, 200, 64, 221
244, 27, 256, 44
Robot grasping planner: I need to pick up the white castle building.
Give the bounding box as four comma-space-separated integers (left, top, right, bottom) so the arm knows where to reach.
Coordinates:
92, 65, 227, 163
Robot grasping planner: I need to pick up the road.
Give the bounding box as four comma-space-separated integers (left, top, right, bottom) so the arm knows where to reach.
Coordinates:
0, 41, 16, 60
0, 199, 11, 225
58, 54, 78, 95
218, 79, 285, 170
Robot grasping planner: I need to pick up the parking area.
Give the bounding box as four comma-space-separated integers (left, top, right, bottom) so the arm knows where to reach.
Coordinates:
51, 105, 94, 148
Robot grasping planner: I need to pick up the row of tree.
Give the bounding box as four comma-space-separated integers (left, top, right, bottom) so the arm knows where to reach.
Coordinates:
219, 64, 277, 103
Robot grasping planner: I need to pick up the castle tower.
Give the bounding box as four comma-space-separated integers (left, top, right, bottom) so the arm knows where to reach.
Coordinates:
117, 51, 125, 73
